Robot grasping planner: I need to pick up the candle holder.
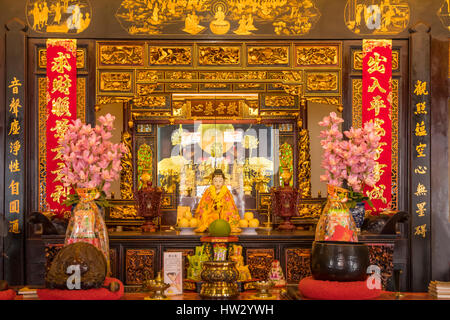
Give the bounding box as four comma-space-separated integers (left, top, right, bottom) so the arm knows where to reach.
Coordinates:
143, 272, 170, 300
250, 280, 274, 300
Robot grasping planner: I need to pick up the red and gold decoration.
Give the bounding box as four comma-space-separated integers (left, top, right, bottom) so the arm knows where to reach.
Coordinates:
362, 39, 392, 214
46, 39, 77, 216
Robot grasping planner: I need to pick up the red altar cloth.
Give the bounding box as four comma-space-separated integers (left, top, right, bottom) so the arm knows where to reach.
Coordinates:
37, 277, 124, 300
298, 276, 382, 300
0, 289, 16, 300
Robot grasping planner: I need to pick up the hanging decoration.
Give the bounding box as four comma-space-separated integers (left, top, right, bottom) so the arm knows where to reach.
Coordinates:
362, 39, 392, 214
46, 39, 77, 216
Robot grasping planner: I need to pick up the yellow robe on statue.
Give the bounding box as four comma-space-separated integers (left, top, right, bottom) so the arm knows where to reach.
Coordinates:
195, 185, 240, 232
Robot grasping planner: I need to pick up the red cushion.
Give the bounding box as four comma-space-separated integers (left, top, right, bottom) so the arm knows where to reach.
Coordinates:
0, 289, 16, 300
37, 277, 124, 300
298, 276, 381, 300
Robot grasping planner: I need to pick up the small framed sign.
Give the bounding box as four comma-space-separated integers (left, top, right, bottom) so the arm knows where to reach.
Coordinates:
163, 251, 183, 295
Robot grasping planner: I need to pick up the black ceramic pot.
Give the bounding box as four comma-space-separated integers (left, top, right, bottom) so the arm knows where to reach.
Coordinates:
311, 241, 370, 282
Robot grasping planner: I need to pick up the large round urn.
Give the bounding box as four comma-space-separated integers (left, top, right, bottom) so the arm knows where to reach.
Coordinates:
311, 241, 370, 282
200, 261, 239, 299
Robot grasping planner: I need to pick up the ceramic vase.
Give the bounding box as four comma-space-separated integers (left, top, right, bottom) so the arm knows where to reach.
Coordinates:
314, 185, 358, 242
350, 202, 366, 232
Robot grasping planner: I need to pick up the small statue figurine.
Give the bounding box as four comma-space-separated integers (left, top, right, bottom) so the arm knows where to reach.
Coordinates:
229, 244, 252, 281
268, 260, 286, 287
194, 169, 241, 233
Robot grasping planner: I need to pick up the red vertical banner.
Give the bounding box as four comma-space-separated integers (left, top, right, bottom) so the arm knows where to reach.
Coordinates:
362, 39, 392, 214
46, 39, 77, 216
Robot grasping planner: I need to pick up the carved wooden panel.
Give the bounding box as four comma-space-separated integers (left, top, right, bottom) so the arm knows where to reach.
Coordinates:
44, 244, 64, 277
295, 45, 340, 67
344, 0, 410, 36
353, 50, 399, 71
247, 46, 289, 66
305, 71, 339, 92
368, 244, 394, 290
98, 71, 133, 93
245, 249, 274, 280
125, 249, 156, 285
38, 49, 86, 69
149, 47, 192, 66
26, 0, 92, 34
198, 46, 241, 66
98, 44, 145, 66
285, 248, 311, 284
109, 248, 117, 278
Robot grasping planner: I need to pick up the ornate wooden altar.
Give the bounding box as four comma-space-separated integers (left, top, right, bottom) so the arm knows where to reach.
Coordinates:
41, 230, 400, 291
29, 38, 409, 292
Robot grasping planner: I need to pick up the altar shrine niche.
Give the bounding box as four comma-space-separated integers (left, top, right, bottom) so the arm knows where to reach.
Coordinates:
23, 36, 412, 292
89, 40, 348, 229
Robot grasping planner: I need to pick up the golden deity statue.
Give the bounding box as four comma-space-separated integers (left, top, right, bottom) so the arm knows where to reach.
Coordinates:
194, 169, 241, 233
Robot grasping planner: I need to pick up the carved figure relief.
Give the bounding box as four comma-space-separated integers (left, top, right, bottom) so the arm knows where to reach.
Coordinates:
27, 0, 92, 33
344, 0, 410, 35
99, 45, 144, 66
247, 47, 289, 66
437, 0, 450, 31
115, 0, 320, 36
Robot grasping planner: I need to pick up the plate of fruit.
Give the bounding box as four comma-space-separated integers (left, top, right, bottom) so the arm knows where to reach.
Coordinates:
177, 209, 199, 234
239, 212, 260, 235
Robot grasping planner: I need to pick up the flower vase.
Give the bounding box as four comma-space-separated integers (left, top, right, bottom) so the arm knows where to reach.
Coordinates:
350, 202, 366, 233
314, 185, 358, 242
65, 188, 110, 274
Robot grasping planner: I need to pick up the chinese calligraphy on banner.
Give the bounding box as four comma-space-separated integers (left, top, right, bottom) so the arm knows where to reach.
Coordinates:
412, 78, 430, 239
362, 39, 392, 214
6, 76, 24, 234
46, 39, 77, 216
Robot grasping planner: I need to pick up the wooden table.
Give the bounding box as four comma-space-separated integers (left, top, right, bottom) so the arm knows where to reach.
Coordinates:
14, 287, 437, 300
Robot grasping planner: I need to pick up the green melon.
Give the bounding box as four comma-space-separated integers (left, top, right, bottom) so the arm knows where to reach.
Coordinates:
208, 219, 231, 237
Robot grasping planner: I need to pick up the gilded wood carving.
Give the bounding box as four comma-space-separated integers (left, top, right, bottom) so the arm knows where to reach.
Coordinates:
198, 46, 241, 65
247, 47, 289, 66
437, 1, 450, 31
99, 44, 145, 66
298, 129, 311, 198
353, 50, 399, 71
125, 249, 155, 285
344, 0, 410, 35
120, 132, 134, 200
27, 0, 92, 34
115, 0, 320, 36
246, 249, 274, 280
296, 45, 339, 66
39, 48, 85, 69
368, 244, 394, 289
109, 205, 139, 219
149, 47, 192, 65
94, 40, 342, 216
99, 72, 133, 92
285, 248, 311, 283
306, 72, 338, 92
